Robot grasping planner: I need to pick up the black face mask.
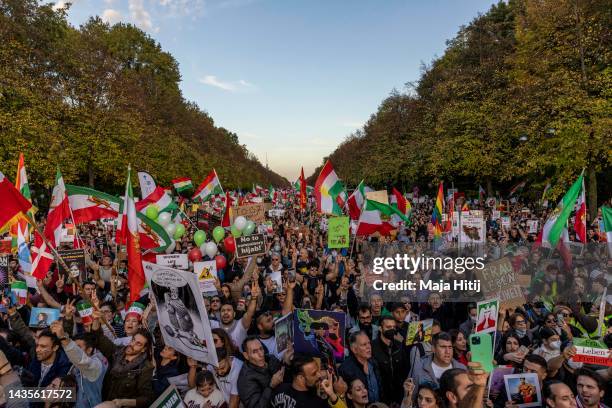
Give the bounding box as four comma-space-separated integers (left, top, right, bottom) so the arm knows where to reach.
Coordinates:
382, 329, 397, 340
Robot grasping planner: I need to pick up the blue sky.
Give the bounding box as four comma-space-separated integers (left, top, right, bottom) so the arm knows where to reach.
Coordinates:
57, 0, 497, 181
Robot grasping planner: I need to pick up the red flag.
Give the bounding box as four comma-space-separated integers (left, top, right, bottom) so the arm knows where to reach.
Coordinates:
575, 179, 587, 243
121, 167, 145, 305
299, 167, 307, 210
0, 172, 32, 231
222, 191, 233, 228
31, 231, 54, 279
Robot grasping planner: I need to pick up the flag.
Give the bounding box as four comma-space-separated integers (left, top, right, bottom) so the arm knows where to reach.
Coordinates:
193, 170, 223, 202
31, 231, 54, 279
222, 191, 233, 228
137, 171, 157, 199
269, 185, 276, 202
0, 171, 33, 232
314, 160, 347, 216
44, 168, 71, 248
355, 200, 396, 236
574, 179, 587, 243
66, 185, 121, 223
541, 181, 551, 202
10, 153, 33, 245
432, 183, 444, 239
172, 177, 193, 195
478, 185, 486, 203
299, 167, 307, 210
541, 172, 584, 248
509, 181, 526, 197
122, 167, 146, 305
390, 188, 411, 220
77, 300, 94, 325
347, 180, 366, 220
602, 207, 612, 251
135, 187, 177, 215
10, 281, 27, 305
16, 223, 31, 274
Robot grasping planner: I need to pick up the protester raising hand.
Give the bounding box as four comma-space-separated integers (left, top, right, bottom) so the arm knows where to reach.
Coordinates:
63, 298, 76, 320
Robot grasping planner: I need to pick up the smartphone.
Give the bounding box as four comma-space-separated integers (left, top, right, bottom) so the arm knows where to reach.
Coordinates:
468, 333, 494, 373
518, 345, 529, 355
556, 313, 565, 326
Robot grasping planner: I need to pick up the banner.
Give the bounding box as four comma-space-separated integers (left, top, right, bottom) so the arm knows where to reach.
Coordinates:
137, 171, 157, 200
235, 234, 266, 258
475, 298, 499, 334
476, 258, 525, 311
194, 260, 217, 295
572, 338, 612, 367
150, 385, 185, 408
156, 254, 189, 270
234, 203, 266, 224
58, 249, 86, 280
327, 216, 349, 249
143, 262, 218, 366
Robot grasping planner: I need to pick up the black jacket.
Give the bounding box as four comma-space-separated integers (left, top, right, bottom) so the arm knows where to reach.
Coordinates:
371, 336, 409, 404
338, 354, 385, 403
237, 355, 283, 408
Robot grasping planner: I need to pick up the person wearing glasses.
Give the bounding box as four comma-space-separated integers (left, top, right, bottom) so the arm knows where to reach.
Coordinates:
507, 313, 534, 348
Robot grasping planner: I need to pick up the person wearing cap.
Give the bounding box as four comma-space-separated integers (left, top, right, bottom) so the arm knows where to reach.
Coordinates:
113, 301, 146, 346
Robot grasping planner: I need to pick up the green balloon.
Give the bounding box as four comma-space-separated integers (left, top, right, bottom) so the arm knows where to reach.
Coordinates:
230, 225, 242, 238
212, 226, 225, 243
243, 221, 256, 236
174, 223, 186, 239
145, 205, 159, 220
194, 230, 206, 246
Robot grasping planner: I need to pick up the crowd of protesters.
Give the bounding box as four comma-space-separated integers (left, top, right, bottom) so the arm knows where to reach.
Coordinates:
0, 191, 610, 408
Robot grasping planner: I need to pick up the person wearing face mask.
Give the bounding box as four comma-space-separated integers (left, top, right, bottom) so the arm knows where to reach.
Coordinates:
508, 312, 534, 347
533, 327, 562, 363
371, 316, 409, 405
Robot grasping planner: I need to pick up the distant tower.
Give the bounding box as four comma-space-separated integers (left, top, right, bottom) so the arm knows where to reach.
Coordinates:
266, 153, 269, 170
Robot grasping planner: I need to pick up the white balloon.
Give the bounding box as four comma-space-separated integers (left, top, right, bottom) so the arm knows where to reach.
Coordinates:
157, 212, 172, 227
234, 216, 247, 231
165, 223, 177, 236
165, 241, 177, 254
205, 241, 218, 258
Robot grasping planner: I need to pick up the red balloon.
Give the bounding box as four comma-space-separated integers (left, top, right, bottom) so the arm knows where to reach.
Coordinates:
223, 236, 236, 253
215, 255, 227, 270
188, 248, 202, 262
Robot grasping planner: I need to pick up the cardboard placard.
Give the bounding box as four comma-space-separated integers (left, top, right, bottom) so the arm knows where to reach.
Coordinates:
156, 254, 189, 270
234, 203, 266, 224
476, 257, 526, 311
235, 234, 266, 258
475, 298, 499, 334
327, 216, 349, 249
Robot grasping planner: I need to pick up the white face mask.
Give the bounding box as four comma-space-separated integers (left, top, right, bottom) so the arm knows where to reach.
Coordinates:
548, 340, 561, 350
566, 359, 583, 370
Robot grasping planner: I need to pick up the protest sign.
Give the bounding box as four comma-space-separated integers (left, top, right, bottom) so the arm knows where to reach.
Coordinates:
405, 319, 433, 346
150, 385, 185, 408
234, 203, 266, 224
29, 307, 61, 328
460, 212, 485, 244
293, 309, 346, 364
490, 366, 514, 397
0, 256, 8, 287
156, 254, 189, 270
501, 216, 511, 229
503, 373, 542, 408
143, 262, 218, 366
194, 260, 217, 295
572, 338, 612, 367
60, 223, 76, 244
274, 313, 294, 354
476, 298, 499, 334
476, 258, 525, 311
327, 216, 349, 249
365, 190, 388, 205
526, 220, 538, 234
492, 210, 501, 220
58, 249, 86, 280
235, 234, 266, 258
268, 209, 285, 218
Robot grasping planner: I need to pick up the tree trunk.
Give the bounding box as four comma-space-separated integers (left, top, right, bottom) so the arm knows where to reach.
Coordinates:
486, 177, 493, 197
88, 160, 95, 188
587, 168, 597, 221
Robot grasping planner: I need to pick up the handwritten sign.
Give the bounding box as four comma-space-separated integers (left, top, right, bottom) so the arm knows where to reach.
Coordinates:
476, 257, 525, 311
572, 338, 612, 367
234, 203, 266, 224
156, 254, 189, 270
235, 234, 266, 258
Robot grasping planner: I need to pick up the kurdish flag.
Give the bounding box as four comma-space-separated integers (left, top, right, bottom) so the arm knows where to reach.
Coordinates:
390, 187, 412, 222
314, 160, 347, 216
432, 183, 444, 239
193, 169, 223, 202
541, 172, 584, 248
11, 281, 28, 305
347, 180, 366, 220
0, 172, 33, 232
66, 185, 122, 223
172, 177, 193, 195
356, 200, 397, 236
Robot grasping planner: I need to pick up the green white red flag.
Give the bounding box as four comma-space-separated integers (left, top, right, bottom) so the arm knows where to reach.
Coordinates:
44, 168, 71, 248
121, 166, 146, 304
